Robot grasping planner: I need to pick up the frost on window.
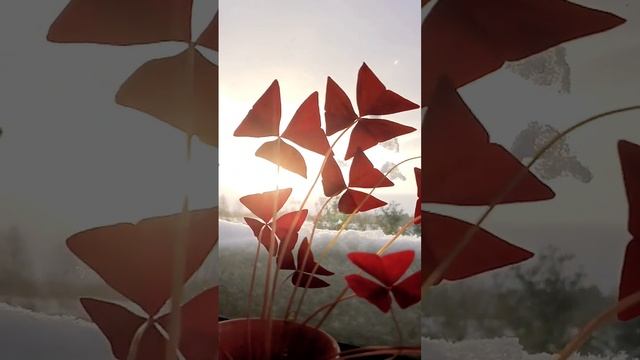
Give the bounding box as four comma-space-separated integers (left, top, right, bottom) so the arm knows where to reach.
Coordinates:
511, 121, 593, 183
506, 47, 572, 94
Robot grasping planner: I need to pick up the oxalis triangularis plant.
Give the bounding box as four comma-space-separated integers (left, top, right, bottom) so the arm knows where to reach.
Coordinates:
47, 1, 221, 360
227, 62, 423, 359
420, 0, 639, 358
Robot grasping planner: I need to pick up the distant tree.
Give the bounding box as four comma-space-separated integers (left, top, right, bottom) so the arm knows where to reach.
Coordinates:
377, 201, 410, 235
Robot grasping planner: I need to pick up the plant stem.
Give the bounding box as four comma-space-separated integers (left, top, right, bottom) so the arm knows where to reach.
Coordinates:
300, 293, 356, 326
127, 320, 150, 360
296, 157, 420, 323
262, 154, 281, 359
165, 132, 193, 360
421, 105, 640, 295
266, 124, 354, 321
389, 308, 403, 357
555, 290, 640, 360
304, 214, 420, 327
333, 347, 420, 360
284, 196, 334, 321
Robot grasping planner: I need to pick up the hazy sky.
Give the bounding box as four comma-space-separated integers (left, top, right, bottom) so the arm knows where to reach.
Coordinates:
219, 0, 422, 213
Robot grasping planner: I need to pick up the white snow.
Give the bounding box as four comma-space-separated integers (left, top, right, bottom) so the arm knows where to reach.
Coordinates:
422, 337, 634, 360
0, 303, 111, 360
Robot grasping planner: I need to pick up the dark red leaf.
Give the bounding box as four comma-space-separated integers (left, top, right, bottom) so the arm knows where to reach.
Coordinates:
414, 168, 422, 224
158, 287, 218, 360
80, 299, 146, 360
391, 271, 421, 309
255, 139, 307, 178
618, 239, 640, 321
423, 78, 555, 205
297, 238, 333, 276
349, 150, 394, 189
292, 271, 331, 289
68, 208, 218, 316
423, 212, 533, 281
243, 217, 272, 251
345, 119, 416, 160
348, 251, 414, 287
324, 77, 358, 136
321, 155, 347, 197
617, 140, 640, 320
422, 0, 625, 105
196, 12, 218, 52
116, 48, 218, 146
338, 189, 387, 214
345, 274, 392, 313
356, 63, 419, 116
234, 80, 281, 138
271, 210, 309, 243
47, 0, 193, 45
281, 92, 331, 155
239, 189, 292, 223
618, 140, 640, 237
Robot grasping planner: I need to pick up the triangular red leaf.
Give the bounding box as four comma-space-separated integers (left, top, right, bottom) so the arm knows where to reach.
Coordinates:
47, 0, 193, 45
158, 287, 218, 359
422, 0, 625, 105
338, 189, 387, 214
80, 299, 146, 360
325, 77, 358, 136
345, 274, 392, 313
414, 168, 422, 224
349, 150, 394, 188
68, 208, 218, 316
423, 212, 533, 281
618, 239, 640, 321
243, 217, 272, 251
356, 63, 419, 116
116, 48, 218, 146
321, 155, 347, 197
234, 80, 281, 138
292, 272, 330, 289
345, 119, 415, 160
617, 140, 640, 321
239, 189, 292, 223
196, 12, 218, 52
255, 139, 307, 178
423, 78, 555, 205
281, 92, 331, 155
618, 140, 640, 237
391, 271, 421, 309
297, 238, 334, 276
271, 210, 309, 242
348, 251, 414, 287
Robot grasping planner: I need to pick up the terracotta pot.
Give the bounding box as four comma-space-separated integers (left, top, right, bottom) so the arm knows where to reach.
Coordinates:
219, 318, 339, 360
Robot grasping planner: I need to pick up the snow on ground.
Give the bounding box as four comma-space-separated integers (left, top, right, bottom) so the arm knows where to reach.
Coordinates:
0, 302, 111, 360
422, 337, 634, 360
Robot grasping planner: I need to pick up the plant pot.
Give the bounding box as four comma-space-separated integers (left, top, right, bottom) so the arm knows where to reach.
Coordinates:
219, 318, 339, 360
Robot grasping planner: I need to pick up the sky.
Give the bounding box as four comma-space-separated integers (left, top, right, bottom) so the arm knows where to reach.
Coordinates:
219, 0, 422, 214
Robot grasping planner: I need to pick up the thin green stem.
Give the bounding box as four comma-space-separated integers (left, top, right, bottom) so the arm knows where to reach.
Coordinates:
422, 106, 640, 294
